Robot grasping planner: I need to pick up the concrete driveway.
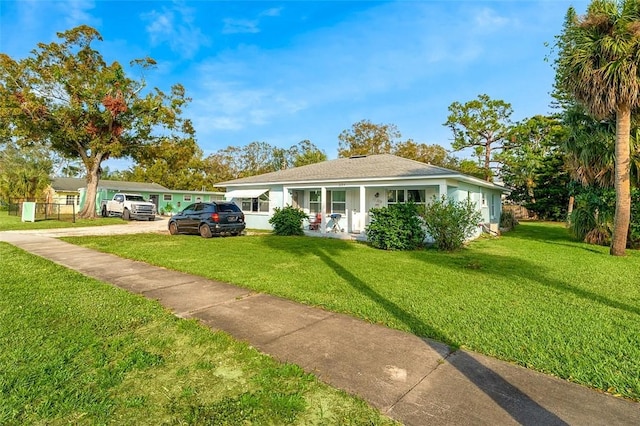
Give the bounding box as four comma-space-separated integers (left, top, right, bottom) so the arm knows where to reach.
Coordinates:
1, 216, 169, 237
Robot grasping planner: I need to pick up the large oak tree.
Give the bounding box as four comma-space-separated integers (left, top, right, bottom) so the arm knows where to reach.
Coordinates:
555, 0, 640, 255
0, 25, 194, 218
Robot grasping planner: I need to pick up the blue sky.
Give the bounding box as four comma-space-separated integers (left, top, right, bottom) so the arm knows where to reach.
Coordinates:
1, 0, 588, 170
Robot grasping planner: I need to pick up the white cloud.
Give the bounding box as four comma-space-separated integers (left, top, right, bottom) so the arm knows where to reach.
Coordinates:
1, 0, 103, 59
260, 7, 282, 18
59, 0, 99, 28
472, 7, 511, 31
222, 6, 282, 35
189, 2, 487, 138
222, 18, 260, 34
185, 1, 570, 152
142, 2, 210, 59
189, 76, 307, 136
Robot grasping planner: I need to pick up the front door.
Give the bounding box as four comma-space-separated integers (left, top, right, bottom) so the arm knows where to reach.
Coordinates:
149, 194, 159, 210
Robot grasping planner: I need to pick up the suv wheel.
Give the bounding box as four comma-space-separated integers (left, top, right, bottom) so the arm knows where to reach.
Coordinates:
169, 222, 179, 235
199, 224, 213, 238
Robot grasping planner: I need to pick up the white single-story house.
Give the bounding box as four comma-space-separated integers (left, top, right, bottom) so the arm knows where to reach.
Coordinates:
217, 154, 509, 236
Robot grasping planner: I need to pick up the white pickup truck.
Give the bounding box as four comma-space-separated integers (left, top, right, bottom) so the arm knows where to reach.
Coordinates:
100, 193, 156, 221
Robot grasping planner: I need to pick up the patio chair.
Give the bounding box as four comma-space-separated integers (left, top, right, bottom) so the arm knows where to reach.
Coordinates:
308, 213, 322, 230
329, 213, 344, 233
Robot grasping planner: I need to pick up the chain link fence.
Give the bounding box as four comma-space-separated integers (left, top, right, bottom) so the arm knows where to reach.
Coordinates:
8, 199, 76, 223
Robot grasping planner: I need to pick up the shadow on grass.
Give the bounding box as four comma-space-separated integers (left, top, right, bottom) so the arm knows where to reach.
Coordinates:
508, 223, 616, 255
263, 234, 567, 425
507, 221, 570, 241
419, 232, 640, 318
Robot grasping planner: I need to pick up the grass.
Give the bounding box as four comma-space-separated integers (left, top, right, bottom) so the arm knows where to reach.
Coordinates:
0, 243, 396, 425
62, 222, 640, 402
0, 211, 123, 231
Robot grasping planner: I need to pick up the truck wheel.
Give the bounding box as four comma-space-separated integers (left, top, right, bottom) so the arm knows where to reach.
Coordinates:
199, 224, 213, 238
101, 205, 107, 218
168, 222, 178, 235
123, 209, 131, 221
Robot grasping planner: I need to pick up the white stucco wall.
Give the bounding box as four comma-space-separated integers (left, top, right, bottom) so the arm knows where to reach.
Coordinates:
226, 179, 505, 234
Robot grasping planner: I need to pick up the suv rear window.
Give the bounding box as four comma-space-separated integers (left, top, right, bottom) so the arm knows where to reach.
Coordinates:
216, 203, 241, 213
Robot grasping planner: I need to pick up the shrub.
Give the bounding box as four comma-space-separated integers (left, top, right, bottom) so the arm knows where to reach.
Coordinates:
568, 187, 640, 248
569, 189, 614, 245
163, 203, 175, 216
499, 210, 518, 231
421, 196, 482, 251
366, 203, 425, 250
269, 205, 309, 236
569, 206, 598, 242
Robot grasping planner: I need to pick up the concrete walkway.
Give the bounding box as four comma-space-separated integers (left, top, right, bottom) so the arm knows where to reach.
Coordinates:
1, 221, 639, 425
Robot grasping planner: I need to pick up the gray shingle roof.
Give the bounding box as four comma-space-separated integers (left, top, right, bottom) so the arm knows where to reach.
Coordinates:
51, 177, 169, 192
216, 154, 481, 186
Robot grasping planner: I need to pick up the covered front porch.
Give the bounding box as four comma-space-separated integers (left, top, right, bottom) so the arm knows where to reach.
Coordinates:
284, 182, 449, 235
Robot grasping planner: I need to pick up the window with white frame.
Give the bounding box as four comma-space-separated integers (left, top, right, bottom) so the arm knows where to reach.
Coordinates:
163, 194, 172, 201
330, 190, 346, 214
387, 189, 405, 204
481, 192, 487, 207
183, 195, 192, 202
65, 195, 76, 205
240, 192, 269, 213
309, 190, 321, 214
386, 189, 427, 206
407, 189, 426, 204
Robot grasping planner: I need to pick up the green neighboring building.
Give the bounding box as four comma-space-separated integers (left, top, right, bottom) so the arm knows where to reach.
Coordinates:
48, 177, 224, 215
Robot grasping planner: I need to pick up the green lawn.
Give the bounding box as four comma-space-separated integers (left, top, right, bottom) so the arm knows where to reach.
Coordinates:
63, 222, 640, 401
0, 211, 123, 231
0, 243, 396, 425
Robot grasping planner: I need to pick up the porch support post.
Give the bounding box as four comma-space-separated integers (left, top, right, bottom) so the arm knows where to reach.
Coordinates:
283, 186, 289, 207
438, 181, 447, 199
359, 185, 366, 232
320, 186, 327, 234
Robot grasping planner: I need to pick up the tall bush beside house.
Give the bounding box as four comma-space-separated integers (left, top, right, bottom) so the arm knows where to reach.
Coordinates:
366, 203, 425, 250
569, 189, 614, 245
499, 210, 518, 232
569, 187, 639, 247
269, 206, 309, 236
421, 196, 482, 251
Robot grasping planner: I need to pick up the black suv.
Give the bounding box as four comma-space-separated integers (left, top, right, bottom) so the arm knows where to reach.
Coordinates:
168, 202, 245, 238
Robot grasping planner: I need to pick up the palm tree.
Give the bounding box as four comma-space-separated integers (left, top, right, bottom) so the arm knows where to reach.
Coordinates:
561, 104, 617, 189
555, 0, 640, 255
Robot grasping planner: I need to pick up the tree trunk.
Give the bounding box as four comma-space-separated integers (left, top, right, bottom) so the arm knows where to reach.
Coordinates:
77, 155, 103, 219
610, 105, 632, 256
485, 143, 492, 182
567, 195, 574, 227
